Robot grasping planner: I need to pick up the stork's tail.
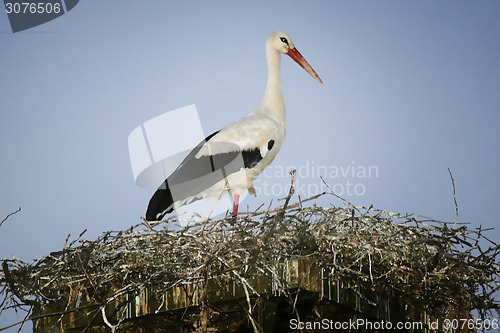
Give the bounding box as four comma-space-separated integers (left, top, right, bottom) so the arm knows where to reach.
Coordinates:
146, 185, 174, 221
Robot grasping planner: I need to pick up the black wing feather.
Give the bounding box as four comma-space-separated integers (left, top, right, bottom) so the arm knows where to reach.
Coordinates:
145, 132, 273, 221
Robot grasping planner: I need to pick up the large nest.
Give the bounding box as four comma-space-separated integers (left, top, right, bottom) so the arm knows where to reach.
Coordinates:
1, 173, 499, 332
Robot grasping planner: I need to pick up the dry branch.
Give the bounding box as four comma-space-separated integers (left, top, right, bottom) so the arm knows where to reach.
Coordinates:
0, 207, 21, 228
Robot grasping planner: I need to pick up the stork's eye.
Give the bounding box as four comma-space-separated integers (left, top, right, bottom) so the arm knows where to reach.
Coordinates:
280, 37, 289, 45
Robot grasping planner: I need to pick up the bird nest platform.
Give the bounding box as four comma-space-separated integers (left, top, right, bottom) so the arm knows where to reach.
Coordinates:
1, 174, 499, 332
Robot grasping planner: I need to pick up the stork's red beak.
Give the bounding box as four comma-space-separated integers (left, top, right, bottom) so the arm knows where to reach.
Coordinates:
287, 47, 323, 84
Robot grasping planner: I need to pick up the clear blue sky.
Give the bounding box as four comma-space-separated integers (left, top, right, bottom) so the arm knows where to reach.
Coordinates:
1, 1, 499, 330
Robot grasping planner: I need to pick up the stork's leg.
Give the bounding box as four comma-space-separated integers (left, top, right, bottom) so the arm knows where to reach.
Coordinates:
232, 193, 240, 216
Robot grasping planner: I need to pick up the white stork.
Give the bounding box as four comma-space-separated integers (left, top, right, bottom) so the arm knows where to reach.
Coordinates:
146, 31, 322, 221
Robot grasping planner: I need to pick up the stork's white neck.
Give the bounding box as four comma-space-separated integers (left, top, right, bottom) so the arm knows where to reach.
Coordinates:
255, 46, 286, 131
264, 48, 282, 98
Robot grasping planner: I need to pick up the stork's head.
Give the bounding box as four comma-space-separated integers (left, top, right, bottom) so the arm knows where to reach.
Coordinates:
267, 31, 323, 84
267, 31, 295, 54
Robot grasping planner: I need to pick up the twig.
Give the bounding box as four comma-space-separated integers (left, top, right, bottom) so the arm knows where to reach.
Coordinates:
101, 306, 114, 331
101, 304, 126, 333
75, 248, 100, 300
241, 282, 261, 333
69, 229, 87, 248
0, 301, 105, 332
0, 207, 21, 228
1, 261, 37, 306
448, 168, 459, 224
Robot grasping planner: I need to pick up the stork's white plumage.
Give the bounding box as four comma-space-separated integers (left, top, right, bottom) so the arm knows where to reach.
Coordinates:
146, 31, 322, 221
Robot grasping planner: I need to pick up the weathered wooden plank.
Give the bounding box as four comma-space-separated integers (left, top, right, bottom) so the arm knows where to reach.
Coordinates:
33, 257, 417, 332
